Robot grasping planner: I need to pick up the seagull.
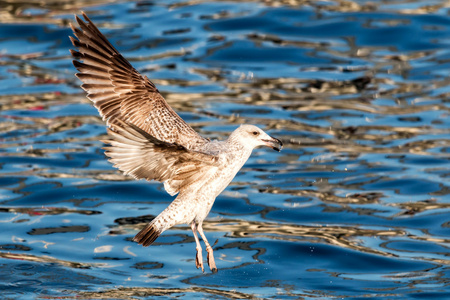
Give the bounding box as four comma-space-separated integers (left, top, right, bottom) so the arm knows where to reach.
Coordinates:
70, 12, 282, 273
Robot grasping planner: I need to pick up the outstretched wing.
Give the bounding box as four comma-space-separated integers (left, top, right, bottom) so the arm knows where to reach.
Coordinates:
102, 120, 219, 195
70, 12, 207, 150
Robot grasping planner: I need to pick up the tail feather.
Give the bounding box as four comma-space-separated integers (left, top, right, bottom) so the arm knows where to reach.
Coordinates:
133, 223, 161, 247
133, 202, 182, 247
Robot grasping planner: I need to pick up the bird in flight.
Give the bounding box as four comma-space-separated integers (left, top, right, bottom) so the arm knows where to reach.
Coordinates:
70, 12, 282, 273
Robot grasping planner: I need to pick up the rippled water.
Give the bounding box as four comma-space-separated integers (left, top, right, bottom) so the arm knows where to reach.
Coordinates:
0, 0, 449, 298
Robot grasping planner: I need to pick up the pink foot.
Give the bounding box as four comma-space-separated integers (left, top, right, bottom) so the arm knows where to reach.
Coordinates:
206, 246, 218, 273
195, 247, 204, 273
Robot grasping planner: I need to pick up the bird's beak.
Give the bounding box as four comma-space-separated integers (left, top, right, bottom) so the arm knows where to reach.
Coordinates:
262, 136, 283, 152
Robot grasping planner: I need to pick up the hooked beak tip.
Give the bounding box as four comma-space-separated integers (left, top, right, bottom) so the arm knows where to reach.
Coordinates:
263, 137, 283, 152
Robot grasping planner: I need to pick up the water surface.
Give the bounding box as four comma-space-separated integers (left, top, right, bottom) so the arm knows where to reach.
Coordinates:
0, 0, 449, 298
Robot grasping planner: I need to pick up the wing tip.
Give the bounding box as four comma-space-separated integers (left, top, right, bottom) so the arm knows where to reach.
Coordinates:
81, 11, 90, 23
75, 14, 84, 26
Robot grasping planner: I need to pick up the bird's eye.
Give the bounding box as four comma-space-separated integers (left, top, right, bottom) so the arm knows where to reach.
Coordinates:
252, 131, 259, 136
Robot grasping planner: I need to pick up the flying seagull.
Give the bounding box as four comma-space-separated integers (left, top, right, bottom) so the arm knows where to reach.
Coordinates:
70, 12, 282, 273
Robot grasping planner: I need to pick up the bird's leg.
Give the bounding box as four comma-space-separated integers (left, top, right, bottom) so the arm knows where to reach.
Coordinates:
197, 222, 218, 273
190, 221, 204, 272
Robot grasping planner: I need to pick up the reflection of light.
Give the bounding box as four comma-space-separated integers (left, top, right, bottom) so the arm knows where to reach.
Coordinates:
94, 245, 113, 253
11, 236, 26, 243
123, 246, 137, 257
29, 239, 55, 249
0, 252, 101, 269
0, 214, 22, 223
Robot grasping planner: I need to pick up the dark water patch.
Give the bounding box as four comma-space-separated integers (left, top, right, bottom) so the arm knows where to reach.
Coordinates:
28, 225, 90, 235
94, 256, 130, 261
132, 261, 164, 270
0, 244, 32, 251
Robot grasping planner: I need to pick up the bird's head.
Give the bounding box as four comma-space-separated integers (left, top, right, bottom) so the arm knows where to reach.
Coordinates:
229, 125, 283, 152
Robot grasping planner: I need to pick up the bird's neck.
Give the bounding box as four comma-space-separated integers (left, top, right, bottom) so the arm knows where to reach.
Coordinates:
225, 137, 254, 166
226, 134, 251, 152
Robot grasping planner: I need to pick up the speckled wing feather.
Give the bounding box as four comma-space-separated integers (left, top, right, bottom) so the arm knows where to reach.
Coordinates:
70, 12, 207, 150
102, 120, 219, 195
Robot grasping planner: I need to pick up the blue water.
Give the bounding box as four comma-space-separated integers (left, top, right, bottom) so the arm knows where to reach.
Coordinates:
0, 0, 449, 298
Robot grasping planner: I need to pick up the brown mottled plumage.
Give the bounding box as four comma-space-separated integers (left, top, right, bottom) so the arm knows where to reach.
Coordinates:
70, 12, 282, 273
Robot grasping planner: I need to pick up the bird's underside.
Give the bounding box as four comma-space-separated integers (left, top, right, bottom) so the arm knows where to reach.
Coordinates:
70, 12, 282, 273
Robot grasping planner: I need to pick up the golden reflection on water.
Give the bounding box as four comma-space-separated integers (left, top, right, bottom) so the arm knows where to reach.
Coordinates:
76, 286, 257, 299
107, 217, 450, 266
1, 252, 94, 269
0, 0, 120, 24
